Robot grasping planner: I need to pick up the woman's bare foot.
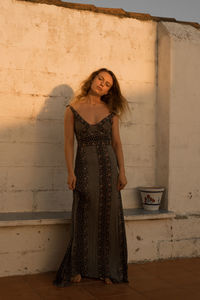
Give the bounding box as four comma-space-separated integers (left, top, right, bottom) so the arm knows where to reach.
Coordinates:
104, 278, 112, 285
70, 274, 81, 283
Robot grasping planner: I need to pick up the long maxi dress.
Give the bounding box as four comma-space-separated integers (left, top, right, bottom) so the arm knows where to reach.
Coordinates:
53, 104, 128, 287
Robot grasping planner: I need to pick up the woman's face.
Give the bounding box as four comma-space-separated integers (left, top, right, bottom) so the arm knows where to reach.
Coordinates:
90, 71, 113, 96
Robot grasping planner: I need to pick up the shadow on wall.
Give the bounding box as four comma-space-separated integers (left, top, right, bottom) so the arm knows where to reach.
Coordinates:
33, 84, 75, 212
0, 84, 74, 213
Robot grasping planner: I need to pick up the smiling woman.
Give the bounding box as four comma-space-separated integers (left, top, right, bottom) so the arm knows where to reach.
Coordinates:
53, 68, 129, 287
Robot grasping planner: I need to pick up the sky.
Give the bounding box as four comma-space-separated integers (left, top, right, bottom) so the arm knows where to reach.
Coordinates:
62, 0, 200, 24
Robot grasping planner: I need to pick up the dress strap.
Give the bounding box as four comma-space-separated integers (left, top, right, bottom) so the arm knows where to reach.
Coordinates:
66, 104, 77, 115
110, 111, 117, 125
66, 104, 87, 126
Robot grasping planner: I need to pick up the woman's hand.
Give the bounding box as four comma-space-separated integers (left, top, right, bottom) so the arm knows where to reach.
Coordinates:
67, 172, 76, 190
117, 172, 127, 191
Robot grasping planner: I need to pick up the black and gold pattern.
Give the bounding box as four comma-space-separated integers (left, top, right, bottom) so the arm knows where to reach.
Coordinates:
53, 104, 128, 287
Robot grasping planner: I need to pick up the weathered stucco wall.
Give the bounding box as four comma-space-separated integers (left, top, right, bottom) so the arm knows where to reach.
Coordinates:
0, 214, 199, 277
0, 0, 157, 213
157, 21, 200, 214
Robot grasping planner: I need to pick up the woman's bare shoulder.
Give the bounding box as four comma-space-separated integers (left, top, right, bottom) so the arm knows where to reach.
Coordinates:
64, 105, 74, 119
112, 113, 119, 122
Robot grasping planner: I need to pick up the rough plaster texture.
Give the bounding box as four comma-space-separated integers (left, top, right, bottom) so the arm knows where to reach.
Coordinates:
157, 22, 200, 214
0, 0, 157, 212
0, 0, 200, 276
0, 215, 199, 277
0, 224, 70, 277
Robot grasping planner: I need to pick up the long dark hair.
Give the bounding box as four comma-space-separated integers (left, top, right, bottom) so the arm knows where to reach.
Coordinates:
70, 68, 129, 117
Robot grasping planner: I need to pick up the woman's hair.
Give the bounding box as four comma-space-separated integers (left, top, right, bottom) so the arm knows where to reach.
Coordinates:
70, 68, 129, 117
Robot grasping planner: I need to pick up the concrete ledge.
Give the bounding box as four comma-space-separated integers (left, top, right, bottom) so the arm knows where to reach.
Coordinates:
124, 208, 176, 220
0, 209, 175, 227
0, 211, 71, 227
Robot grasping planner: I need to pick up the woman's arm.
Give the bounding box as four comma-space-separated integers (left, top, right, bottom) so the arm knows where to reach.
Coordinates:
64, 107, 76, 190
111, 115, 127, 191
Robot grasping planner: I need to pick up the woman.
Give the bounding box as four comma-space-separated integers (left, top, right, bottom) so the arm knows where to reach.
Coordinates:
53, 68, 129, 287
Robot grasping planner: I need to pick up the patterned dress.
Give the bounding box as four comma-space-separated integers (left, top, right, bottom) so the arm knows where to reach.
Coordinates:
53, 104, 128, 287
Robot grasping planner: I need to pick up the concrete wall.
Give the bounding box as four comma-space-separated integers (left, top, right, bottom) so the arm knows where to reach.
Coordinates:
0, 214, 199, 277
0, 0, 157, 213
0, 223, 70, 277
157, 22, 200, 214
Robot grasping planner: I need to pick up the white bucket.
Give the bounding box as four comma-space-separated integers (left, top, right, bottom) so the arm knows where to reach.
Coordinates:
138, 187, 165, 211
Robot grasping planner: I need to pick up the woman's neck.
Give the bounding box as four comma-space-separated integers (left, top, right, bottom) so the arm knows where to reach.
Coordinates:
86, 91, 102, 105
